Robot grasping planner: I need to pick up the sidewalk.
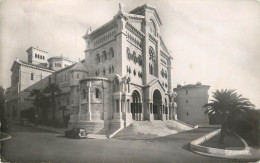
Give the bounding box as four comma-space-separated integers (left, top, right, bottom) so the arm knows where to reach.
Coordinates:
0, 132, 11, 141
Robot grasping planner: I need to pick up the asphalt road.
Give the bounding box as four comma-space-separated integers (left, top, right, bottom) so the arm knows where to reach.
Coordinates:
1, 122, 230, 162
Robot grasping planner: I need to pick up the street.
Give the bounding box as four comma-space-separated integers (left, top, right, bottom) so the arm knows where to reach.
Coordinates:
1, 122, 229, 162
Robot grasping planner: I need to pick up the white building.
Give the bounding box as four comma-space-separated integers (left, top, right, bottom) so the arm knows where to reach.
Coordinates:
173, 83, 210, 126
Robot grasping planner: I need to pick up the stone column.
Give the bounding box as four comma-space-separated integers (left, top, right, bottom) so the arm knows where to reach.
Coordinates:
119, 97, 122, 113
87, 85, 91, 121
149, 101, 154, 121
166, 106, 169, 120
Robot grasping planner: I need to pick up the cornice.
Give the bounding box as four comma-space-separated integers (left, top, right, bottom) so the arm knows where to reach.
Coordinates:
83, 20, 117, 40
125, 22, 145, 39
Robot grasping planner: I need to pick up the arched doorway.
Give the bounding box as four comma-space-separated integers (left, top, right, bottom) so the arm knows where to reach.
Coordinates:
153, 89, 162, 120
131, 90, 141, 120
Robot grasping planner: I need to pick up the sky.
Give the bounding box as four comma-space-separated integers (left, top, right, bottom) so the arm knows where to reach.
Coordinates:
0, 0, 259, 108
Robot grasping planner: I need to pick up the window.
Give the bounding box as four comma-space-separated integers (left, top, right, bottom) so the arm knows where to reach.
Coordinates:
43, 56, 45, 60
126, 47, 131, 60
138, 55, 142, 66
95, 88, 101, 99
149, 64, 153, 75
186, 89, 188, 95
77, 73, 79, 79
35, 54, 37, 58
103, 68, 106, 75
149, 46, 155, 61
133, 51, 137, 63
186, 100, 188, 103
161, 69, 164, 77
109, 66, 112, 74
83, 89, 86, 99
102, 50, 107, 61
96, 53, 100, 63
109, 47, 114, 58
31, 73, 34, 80
49, 77, 51, 83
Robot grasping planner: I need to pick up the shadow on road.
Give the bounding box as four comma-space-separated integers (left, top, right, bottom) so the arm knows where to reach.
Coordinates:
6, 122, 58, 134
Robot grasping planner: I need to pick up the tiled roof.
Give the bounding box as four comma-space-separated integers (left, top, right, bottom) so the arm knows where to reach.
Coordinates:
47, 56, 75, 63
70, 61, 88, 72
174, 84, 210, 90
18, 60, 54, 71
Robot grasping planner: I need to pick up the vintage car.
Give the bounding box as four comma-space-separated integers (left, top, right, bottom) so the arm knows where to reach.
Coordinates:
65, 128, 87, 139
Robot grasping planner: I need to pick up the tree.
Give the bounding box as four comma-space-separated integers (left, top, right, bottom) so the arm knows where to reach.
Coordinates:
203, 89, 255, 144
0, 85, 7, 131
43, 83, 61, 125
29, 89, 49, 124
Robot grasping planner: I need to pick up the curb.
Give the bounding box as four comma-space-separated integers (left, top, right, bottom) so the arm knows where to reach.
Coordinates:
0, 132, 11, 141
190, 129, 260, 161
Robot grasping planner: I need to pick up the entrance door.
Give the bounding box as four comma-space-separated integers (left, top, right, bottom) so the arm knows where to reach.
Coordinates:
131, 90, 141, 120
153, 89, 162, 120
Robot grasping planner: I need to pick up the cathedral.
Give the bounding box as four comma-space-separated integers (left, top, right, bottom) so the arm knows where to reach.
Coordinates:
6, 4, 177, 135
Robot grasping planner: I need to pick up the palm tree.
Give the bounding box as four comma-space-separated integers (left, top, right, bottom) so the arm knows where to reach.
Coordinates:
43, 83, 62, 125
203, 89, 255, 144
29, 89, 48, 124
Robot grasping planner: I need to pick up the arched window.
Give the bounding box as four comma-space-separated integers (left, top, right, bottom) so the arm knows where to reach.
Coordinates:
149, 19, 157, 36
103, 67, 106, 75
35, 54, 37, 58
149, 64, 153, 75
138, 55, 142, 66
133, 51, 137, 63
95, 88, 101, 99
43, 56, 45, 60
126, 47, 131, 60
161, 69, 164, 77
83, 89, 86, 99
149, 46, 155, 61
109, 47, 114, 58
96, 53, 100, 63
102, 50, 107, 61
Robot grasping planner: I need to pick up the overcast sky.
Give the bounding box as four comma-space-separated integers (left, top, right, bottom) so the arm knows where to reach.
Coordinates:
0, 0, 259, 108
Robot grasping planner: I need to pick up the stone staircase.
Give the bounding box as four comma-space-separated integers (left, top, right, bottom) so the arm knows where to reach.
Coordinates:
113, 120, 194, 139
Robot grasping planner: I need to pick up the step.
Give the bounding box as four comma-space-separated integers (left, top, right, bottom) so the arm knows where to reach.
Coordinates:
87, 134, 108, 139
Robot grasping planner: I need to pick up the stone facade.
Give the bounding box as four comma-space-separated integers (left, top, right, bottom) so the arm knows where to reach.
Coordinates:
173, 83, 210, 126
5, 47, 75, 121
6, 4, 177, 134
69, 4, 176, 134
